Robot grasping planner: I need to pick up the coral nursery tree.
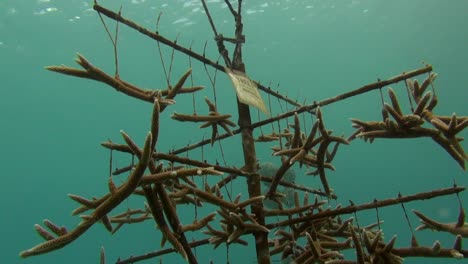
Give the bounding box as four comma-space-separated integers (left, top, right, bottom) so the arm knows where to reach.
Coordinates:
21, 1, 467, 263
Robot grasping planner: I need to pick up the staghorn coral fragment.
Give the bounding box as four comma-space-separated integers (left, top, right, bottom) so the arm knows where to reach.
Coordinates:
108, 175, 117, 195
45, 65, 89, 78
255, 134, 280, 142
350, 80, 467, 170
431, 240, 441, 254
430, 117, 450, 134
453, 234, 463, 251
153, 90, 176, 107
100, 246, 105, 264
142, 184, 188, 260
370, 230, 383, 253
109, 214, 151, 224
101, 215, 113, 232
157, 85, 205, 96
73, 54, 154, 102
203, 224, 248, 248
140, 167, 223, 184
321, 251, 345, 261
350, 118, 384, 130
412, 91, 432, 116
332, 217, 354, 236
387, 88, 404, 117
68, 194, 96, 209
382, 235, 397, 253
419, 72, 438, 95
181, 213, 216, 232
20, 132, 153, 258
165, 69, 192, 99
236, 195, 265, 209
321, 238, 353, 251
348, 222, 366, 264
34, 224, 55, 241
150, 98, 160, 150
172, 96, 238, 145
413, 209, 468, 237
450, 249, 464, 259
290, 112, 302, 148
384, 103, 405, 126
453, 118, 468, 135
305, 231, 321, 259
43, 220, 67, 236
402, 114, 424, 128
171, 112, 232, 122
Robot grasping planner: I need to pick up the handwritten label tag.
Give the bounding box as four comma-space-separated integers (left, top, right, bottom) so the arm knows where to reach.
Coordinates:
225, 68, 268, 115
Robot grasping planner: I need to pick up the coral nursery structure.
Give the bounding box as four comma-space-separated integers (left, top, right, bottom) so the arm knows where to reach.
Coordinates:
21, 1, 467, 263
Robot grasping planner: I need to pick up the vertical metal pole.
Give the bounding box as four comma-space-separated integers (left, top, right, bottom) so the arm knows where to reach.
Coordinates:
234, 64, 271, 264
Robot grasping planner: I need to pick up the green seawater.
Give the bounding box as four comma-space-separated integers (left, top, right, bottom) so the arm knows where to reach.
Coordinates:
1, 0, 467, 263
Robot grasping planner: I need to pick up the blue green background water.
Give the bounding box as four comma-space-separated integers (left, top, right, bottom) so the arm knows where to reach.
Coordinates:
1, 0, 467, 263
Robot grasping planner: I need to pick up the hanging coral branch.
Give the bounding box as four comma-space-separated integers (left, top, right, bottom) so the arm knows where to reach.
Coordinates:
351, 73, 468, 169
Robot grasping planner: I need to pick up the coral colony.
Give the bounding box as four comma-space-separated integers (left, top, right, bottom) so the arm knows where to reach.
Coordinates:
21, 1, 467, 263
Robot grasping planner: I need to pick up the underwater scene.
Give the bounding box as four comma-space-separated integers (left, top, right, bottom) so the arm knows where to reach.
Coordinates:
1, 0, 468, 263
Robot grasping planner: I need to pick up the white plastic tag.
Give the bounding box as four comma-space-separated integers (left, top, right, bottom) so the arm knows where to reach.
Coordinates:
225, 68, 268, 115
